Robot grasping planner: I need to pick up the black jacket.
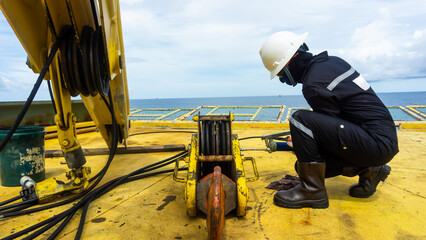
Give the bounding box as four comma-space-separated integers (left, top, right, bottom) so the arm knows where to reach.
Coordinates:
300, 51, 398, 154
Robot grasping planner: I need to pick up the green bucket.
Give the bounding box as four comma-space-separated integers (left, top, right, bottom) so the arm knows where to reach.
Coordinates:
0, 126, 46, 187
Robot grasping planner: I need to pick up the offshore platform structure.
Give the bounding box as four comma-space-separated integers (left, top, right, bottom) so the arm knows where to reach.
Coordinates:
0, 0, 129, 197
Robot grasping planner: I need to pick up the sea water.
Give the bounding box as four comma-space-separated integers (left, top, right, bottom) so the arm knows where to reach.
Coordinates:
130, 91, 426, 121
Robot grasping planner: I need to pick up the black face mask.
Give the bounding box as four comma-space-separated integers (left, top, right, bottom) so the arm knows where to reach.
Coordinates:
287, 50, 313, 83
278, 66, 296, 86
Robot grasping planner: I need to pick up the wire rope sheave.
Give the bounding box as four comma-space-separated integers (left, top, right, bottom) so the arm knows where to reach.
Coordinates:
60, 25, 110, 97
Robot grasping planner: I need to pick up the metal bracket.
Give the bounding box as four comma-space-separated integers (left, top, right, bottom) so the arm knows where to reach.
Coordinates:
173, 157, 188, 183
35, 166, 91, 203
243, 156, 259, 182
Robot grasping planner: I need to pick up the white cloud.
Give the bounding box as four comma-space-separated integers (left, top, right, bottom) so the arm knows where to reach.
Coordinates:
413, 30, 426, 40
0, 0, 426, 101
330, 1, 426, 83
0, 75, 11, 90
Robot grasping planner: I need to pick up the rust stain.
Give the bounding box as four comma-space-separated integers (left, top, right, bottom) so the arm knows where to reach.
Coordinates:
198, 155, 233, 162
298, 209, 312, 225
156, 195, 177, 211
206, 166, 225, 240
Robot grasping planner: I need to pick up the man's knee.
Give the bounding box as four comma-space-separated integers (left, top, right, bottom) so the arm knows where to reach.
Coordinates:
291, 110, 311, 124
289, 110, 316, 139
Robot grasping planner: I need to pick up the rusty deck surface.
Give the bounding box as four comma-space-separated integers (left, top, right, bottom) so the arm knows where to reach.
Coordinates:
0, 128, 425, 239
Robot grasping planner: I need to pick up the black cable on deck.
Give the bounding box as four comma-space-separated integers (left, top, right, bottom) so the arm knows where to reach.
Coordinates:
0, 195, 21, 207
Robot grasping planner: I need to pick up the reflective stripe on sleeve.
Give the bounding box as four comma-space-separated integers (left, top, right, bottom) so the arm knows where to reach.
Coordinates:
327, 67, 356, 91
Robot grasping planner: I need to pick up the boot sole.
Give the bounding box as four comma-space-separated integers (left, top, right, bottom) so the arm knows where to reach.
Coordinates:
350, 165, 391, 198
273, 195, 329, 209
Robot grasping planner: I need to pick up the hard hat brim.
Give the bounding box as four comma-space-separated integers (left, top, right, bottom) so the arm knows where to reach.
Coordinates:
270, 32, 308, 80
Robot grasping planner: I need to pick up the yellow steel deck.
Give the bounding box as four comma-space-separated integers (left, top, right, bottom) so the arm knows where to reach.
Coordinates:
0, 127, 425, 239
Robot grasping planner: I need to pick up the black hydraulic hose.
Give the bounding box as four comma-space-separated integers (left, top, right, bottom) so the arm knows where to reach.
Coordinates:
0, 186, 88, 218
0, 26, 72, 153
0, 198, 37, 212
3, 167, 111, 239
74, 165, 189, 239
0, 141, 186, 220
74, 92, 119, 240
125, 167, 188, 183
74, 195, 93, 240
0, 195, 21, 207
89, 0, 99, 27
0, 203, 37, 216
74, 151, 188, 239
1, 91, 120, 239
0, 202, 35, 216
0, 89, 189, 239
0, 158, 187, 240
2, 194, 92, 240
39, 159, 186, 240
94, 155, 186, 199
47, 80, 57, 114
46, 208, 79, 240
89, 93, 116, 182
0, 135, 117, 218
21, 212, 69, 240
84, 151, 187, 202
1, 210, 68, 240
0, 94, 119, 220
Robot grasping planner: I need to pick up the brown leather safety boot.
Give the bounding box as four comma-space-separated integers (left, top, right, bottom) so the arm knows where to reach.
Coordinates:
346, 165, 391, 198
274, 161, 329, 209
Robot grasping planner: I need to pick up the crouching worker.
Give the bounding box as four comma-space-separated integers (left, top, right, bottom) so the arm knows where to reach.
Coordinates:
259, 31, 399, 209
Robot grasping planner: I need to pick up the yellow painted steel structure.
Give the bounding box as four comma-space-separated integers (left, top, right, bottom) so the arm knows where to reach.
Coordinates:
180, 133, 258, 217
0, 0, 129, 203
177, 114, 259, 218
0, 0, 129, 154
231, 135, 249, 217
184, 134, 198, 216
407, 105, 426, 119
0, 128, 425, 239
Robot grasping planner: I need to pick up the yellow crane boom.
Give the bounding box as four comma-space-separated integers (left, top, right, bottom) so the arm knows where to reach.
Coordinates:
0, 0, 129, 190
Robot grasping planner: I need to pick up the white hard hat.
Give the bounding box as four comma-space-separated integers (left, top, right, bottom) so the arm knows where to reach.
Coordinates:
259, 31, 308, 80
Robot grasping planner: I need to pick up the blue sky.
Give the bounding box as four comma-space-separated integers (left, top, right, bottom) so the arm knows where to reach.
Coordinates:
1, 0, 426, 101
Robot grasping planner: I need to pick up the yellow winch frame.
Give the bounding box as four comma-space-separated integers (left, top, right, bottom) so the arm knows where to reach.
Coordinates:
177, 133, 259, 217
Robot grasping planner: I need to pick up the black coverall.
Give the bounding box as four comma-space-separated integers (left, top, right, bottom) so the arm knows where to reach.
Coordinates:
289, 52, 399, 178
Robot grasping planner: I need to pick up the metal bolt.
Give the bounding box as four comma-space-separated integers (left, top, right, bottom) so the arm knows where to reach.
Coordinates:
74, 177, 81, 185
62, 140, 70, 146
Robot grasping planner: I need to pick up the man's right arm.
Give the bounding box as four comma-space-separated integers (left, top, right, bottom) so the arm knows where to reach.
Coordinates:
303, 85, 341, 118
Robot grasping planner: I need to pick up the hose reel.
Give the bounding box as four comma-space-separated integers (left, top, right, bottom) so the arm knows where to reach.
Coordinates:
59, 25, 110, 97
